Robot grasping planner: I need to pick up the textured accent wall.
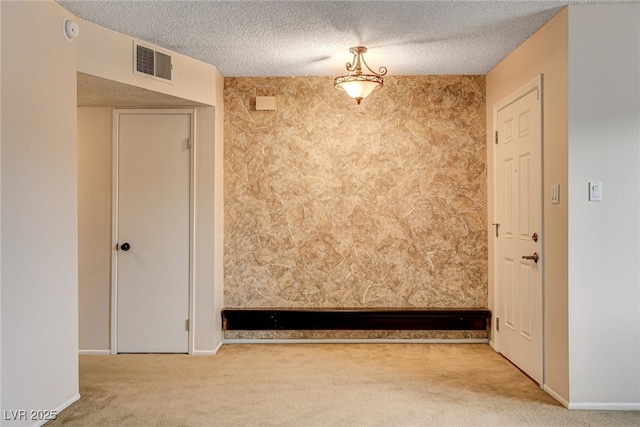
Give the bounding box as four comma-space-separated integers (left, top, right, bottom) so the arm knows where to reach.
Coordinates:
224, 76, 486, 317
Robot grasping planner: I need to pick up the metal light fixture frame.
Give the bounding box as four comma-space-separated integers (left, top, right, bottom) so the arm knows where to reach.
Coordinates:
334, 46, 387, 104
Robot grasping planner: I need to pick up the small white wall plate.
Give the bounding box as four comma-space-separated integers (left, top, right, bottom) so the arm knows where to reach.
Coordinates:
256, 96, 276, 111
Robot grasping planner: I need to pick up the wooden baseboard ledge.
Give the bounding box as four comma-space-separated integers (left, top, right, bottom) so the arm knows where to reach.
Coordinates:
222, 308, 491, 331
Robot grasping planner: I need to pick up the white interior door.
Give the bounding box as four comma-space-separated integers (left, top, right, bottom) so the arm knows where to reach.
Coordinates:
495, 81, 543, 383
115, 111, 192, 353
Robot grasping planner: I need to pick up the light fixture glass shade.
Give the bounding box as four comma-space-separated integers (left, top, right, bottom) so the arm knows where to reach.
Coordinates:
334, 46, 387, 104
334, 77, 383, 103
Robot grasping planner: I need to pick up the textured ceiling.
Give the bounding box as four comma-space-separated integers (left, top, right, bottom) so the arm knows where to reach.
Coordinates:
76, 72, 209, 107
57, 0, 628, 77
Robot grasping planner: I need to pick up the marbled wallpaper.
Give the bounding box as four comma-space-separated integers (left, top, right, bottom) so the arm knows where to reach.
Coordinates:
224, 76, 487, 330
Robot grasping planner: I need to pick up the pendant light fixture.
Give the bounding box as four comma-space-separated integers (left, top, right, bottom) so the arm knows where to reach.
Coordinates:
334, 46, 387, 104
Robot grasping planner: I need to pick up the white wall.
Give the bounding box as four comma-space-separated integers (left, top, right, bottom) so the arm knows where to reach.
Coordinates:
76, 16, 217, 107
213, 69, 225, 350
1, 1, 80, 425
194, 107, 218, 353
486, 8, 569, 404
568, 3, 640, 409
77, 108, 112, 353
0, 0, 3, 415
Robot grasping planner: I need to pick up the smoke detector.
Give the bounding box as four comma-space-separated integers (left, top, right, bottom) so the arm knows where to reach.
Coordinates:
62, 18, 79, 41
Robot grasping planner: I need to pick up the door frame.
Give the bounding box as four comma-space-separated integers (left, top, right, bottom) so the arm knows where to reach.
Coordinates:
491, 75, 544, 379
111, 109, 197, 355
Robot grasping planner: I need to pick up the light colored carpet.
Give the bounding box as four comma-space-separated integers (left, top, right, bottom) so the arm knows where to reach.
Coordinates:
49, 344, 639, 426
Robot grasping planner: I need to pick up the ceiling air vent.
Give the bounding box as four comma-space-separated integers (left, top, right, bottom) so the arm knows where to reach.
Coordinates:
134, 42, 172, 82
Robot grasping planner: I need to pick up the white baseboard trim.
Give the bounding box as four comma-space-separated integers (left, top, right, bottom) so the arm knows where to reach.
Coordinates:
568, 402, 640, 411
79, 349, 111, 355
222, 338, 490, 345
81, 346, 224, 356
543, 385, 569, 408
191, 341, 223, 356
32, 393, 81, 427
192, 349, 217, 356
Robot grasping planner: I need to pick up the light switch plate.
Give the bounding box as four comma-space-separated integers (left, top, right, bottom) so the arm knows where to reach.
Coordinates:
589, 181, 602, 202
551, 184, 560, 204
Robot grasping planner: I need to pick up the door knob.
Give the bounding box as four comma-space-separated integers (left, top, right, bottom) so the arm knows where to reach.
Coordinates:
120, 242, 131, 251
522, 252, 539, 263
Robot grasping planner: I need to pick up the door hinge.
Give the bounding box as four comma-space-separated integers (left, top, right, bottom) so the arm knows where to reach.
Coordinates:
185, 319, 190, 331
495, 130, 498, 144
496, 317, 500, 332
187, 137, 192, 149
492, 223, 500, 238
